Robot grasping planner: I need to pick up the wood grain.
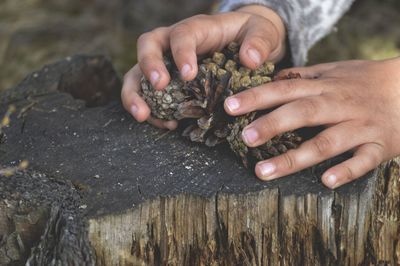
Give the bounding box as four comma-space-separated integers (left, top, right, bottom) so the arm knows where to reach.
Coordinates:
0, 55, 398, 265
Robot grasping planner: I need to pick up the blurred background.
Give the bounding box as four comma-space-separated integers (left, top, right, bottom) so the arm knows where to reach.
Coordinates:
0, 0, 399, 91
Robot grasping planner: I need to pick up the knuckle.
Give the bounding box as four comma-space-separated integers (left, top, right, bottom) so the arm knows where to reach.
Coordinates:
123, 66, 140, 83
171, 22, 192, 38
154, 26, 169, 33
311, 134, 334, 156
261, 115, 280, 136
139, 56, 153, 68
278, 79, 299, 96
364, 150, 381, 169
190, 14, 209, 21
343, 165, 354, 181
247, 16, 277, 41
372, 142, 385, 158
138, 27, 167, 45
123, 71, 131, 82
363, 156, 377, 170
280, 151, 296, 171
359, 143, 384, 170
299, 98, 320, 121
172, 47, 187, 58
247, 35, 272, 50
137, 31, 155, 45
246, 88, 261, 107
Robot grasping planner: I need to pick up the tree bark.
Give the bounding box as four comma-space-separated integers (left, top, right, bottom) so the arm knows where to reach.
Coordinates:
0, 55, 398, 265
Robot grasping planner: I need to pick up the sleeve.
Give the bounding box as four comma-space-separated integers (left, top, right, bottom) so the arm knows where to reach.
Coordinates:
219, 0, 355, 66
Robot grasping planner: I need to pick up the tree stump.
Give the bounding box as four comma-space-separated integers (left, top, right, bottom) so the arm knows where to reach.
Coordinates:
0, 55, 398, 265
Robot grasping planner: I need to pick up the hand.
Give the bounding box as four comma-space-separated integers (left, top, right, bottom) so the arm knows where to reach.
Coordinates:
122, 5, 286, 129
224, 58, 400, 189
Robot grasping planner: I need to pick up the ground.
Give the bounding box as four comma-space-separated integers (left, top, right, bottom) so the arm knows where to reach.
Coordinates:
0, 0, 399, 91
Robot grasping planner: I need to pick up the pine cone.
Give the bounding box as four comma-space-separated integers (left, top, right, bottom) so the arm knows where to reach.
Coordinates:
140, 42, 304, 168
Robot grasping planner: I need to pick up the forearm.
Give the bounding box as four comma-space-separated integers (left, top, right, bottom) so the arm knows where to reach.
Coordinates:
220, 0, 356, 66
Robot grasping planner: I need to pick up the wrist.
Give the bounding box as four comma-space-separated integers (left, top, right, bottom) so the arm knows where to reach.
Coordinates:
237, 5, 286, 60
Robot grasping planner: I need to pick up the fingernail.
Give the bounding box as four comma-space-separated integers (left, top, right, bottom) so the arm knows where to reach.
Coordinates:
258, 162, 276, 179
150, 71, 160, 86
130, 105, 138, 116
242, 127, 259, 145
325, 174, 337, 188
225, 97, 240, 112
247, 48, 261, 66
181, 64, 192, 78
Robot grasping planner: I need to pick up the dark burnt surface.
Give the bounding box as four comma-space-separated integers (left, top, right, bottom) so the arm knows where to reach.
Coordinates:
0, 55, 375, 218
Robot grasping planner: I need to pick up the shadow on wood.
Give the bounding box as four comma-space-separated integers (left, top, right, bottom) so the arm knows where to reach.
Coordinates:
0, 55, 398, 265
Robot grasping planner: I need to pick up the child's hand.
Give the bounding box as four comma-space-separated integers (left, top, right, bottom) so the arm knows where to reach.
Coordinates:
224, 58, 400, 188
122, 5, 286, 129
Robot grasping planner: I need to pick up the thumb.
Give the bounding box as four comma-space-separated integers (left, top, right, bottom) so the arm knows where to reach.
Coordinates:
238, 17, 285, 69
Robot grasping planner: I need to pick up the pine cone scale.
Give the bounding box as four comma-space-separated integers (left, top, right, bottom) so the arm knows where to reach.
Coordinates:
140, 42, 305, 169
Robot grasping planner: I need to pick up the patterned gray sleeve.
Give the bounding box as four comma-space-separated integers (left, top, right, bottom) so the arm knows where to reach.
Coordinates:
219, 0, 355, 66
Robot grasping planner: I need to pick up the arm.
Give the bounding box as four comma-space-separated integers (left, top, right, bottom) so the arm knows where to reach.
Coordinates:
220, 0, 356, 66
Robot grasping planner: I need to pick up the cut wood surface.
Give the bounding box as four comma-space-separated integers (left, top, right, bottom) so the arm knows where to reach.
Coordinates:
0, 55, 398, 265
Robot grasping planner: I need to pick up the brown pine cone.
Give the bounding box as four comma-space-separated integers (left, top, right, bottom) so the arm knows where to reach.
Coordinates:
140, 42, 304, 168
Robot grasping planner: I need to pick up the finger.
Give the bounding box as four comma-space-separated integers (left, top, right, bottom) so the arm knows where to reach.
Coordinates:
137, 27, 171, 90
169, 22, 199, 81
238, 16, 281, 69
276, 62, 339, 79
321, 143, 383, 189
147, 116, 178, 130
254, 121, 371, 181
121, 65, 151, 122
168, 13, 250, 80
224, 78, 323, 116
241, 96, 346, 147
